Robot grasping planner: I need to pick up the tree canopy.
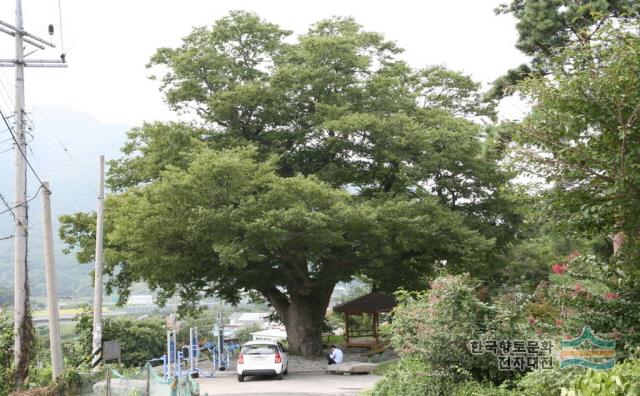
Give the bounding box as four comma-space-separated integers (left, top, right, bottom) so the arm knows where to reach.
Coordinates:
61, 12, 518, 355
490, 0, 640, 98
514, 27, 640, 281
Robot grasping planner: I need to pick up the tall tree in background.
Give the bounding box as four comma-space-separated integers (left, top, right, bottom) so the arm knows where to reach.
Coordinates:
513, 25, 640, 353
489, 2, 640, 352
493, 1, 640, 263
515, 28, 640, 279
61, 12, 517, 355
490, 0, 639, 98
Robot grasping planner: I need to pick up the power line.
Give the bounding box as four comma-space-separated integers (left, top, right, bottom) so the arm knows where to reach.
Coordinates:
0, 185, 44, 217
0, 73, 15, 112
31, 107, 99, 197
0, 72, 98, 198
0, 190, 18, 222
0, 108, 50, 193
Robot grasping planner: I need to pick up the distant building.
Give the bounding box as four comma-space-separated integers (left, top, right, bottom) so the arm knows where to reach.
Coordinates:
126, 295, 154, 306
251, 328, 287, 342
329, 286, 347, 308
228, 312, 271, 328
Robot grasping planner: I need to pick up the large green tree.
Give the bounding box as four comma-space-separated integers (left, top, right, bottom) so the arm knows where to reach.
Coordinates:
491, 1, 640, 283
490, 0, 639, 98
61, 12, 516, 355
514, 28, 640, 280
492, 2, 640, 352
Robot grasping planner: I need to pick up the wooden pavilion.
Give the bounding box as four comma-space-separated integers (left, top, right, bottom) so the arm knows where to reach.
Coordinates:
332, 292, 396, 349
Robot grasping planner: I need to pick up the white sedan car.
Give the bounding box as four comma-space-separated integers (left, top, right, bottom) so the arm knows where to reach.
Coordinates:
237, 340, 289, 382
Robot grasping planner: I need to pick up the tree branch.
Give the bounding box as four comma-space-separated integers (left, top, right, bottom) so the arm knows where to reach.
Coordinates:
260, 286, 290, 319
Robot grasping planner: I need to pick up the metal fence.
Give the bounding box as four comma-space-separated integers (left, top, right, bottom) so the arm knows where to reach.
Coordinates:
89, 363, 200, 396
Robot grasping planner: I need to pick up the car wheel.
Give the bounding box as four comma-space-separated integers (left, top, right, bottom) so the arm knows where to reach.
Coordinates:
283, 365, 288, 375
237, 374, 244, 382
276, 373, 284, 380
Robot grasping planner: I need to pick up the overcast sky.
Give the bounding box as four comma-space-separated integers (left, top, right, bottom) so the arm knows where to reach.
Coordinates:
0, 0, 528, 127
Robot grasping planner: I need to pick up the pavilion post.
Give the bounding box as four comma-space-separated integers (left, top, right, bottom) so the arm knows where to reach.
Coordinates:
373, 312, 379, 344
344, 312, 350, 344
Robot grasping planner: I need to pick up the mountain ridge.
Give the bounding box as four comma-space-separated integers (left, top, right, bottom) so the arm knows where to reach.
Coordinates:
0, 106, 129, 298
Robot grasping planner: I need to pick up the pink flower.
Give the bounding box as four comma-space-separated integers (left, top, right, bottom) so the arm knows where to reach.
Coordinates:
551, 263, 568, 274
555, 319, 564, 326
567, 251, 581, 260
570, 282, 584, 297
603, 292, 620, 300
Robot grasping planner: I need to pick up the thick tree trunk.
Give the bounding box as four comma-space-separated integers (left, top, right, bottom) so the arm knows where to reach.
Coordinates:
613, 231, 624, 256
262, 284, 334, 356
284, 292, 328, 355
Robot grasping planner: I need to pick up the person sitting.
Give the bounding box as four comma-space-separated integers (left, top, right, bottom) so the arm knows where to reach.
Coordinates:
327, 345, 343, 365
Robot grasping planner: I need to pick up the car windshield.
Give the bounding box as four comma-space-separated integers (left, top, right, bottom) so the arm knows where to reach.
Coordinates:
242, 344, 278, 355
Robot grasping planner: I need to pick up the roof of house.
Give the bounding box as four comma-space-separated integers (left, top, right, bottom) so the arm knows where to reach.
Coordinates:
250, 329, 288, 338
229, 312, 269, 322
332, 292, 396, 314
243, 339, 280, 346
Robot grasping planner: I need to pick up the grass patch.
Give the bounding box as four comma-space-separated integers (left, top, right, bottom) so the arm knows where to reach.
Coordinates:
33, 307, 111, 318
324, 334, 345, 346
372, 359, 399, 376
60, 323, 79, 340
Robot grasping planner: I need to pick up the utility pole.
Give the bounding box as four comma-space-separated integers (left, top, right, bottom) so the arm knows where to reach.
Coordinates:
42, 182, 63, 380
0, 0, 66, 385
92, 155, 105, 369
12, 0, 29, 383
218, 299, 224, 369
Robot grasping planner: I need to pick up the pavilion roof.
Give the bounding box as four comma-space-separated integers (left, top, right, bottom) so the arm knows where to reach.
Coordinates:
332, 292, 396, 314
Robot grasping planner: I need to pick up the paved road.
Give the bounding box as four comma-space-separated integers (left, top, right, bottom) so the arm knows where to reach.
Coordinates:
198, 371, 381, 395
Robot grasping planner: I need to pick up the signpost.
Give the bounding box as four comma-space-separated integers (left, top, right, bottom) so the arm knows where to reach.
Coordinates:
103, 340, 122, 364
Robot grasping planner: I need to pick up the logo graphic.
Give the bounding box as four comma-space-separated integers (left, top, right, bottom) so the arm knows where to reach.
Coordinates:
467, 339, 554, 371
559, 327, 615, 370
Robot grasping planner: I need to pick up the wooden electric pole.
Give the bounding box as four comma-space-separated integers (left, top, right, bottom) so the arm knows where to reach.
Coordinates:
0, 0, 66, 385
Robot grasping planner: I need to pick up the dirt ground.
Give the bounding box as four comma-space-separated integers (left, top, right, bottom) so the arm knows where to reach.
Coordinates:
194, 346, 392, 395
194, 347, 391, 395
195, 347, 397, 373
197, 370, 381, 396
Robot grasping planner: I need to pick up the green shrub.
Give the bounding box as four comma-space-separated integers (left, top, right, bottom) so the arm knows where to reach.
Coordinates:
384, 274, 530, 384
74, 309, 165, 367
371, 356, 472, 396
452, 381, 521, 396
28, 365, 54, 388
50, 368, 91, 395
563, 359, 640, 396
386, 276, 488, 370
544, 254, 640, 355
516, 367, 585, 396
0, 314, 14, 395
448, 360, 639, 396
